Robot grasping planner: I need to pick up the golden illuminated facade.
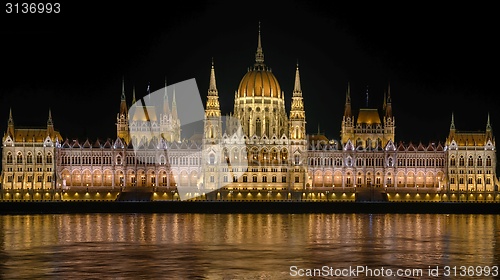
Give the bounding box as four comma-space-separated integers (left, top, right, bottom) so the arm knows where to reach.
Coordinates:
1, 109, 61, 189
1, 26, 498, 200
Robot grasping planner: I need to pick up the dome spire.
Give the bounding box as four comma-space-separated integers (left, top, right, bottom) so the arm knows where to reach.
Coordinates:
255, 22, 265, 67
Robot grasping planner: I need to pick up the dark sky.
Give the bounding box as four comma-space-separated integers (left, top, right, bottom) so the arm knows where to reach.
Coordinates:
1, 2, 498, 144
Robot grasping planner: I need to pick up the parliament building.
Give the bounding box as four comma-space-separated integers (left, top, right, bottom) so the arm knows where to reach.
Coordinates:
1, 28, 498, 201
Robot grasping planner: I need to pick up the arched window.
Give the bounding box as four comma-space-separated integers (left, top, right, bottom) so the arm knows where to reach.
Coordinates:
6, 153, 13, 164
477, 156, 483, 167
26, 153, 33, 164
37, 153, 43, 164
209, 154, 215, 165
459, 156, 465, 167
450, 156, 456, 166
255, 118, 262, 137
486, 156, 492, 167
16, 152, 23, 164
294, 155, 300, 165
116, 155, 122, 165
46, 153, 53, 164
468, 156, 473, 166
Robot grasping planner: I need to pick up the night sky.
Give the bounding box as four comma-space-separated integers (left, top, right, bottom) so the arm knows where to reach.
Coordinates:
1, 2, 498, 144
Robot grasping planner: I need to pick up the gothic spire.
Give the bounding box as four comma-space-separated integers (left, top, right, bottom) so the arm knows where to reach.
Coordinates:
486, 112, 493, 141
290, 63, 305, 124
164, 77, 170, 115
47, 108, 54, 136
121, 76, 126, 101
209, 58, 218, 94
172, 85, 178, 120
254, 22, 265, 67
293, 62, 302, 96
8, 108, 13, 126
450, 112, 455, 130
487, 112, 492, 130
385, 83, 392, 118
132, 85, 136, 105
205, 59, 221, 117
344, 83, 352, 117
120, 78, 128, 115
7, 108, 14, 138
47, 108, 53, 126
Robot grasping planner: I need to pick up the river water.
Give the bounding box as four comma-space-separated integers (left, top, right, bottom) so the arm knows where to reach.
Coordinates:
0, 213, 499, 279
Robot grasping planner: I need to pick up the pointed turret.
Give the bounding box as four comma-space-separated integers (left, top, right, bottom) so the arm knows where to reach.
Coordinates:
172, 86, 178, 120
486, 112, 493, 141
343, 83, 352, 118
7, 108, 14, 138
385, 83, 392, 118
340, 83, 354, 145
254, 22, 265, 67
205, 59, 221, 117
120, 77, 128, 116
289, 63, 306, 140
163, 77, 170, 115
47, 108, 54, 136
450, 112, 455, 130
293, 62, 302, 95
131, 85, 136, 105
209, 58, 218, 93
448, 112, 456, 142
117, 80, 130, 143
204, 60, 222, 141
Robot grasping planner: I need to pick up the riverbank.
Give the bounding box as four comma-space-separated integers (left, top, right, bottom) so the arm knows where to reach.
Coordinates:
1, 201, 499, 214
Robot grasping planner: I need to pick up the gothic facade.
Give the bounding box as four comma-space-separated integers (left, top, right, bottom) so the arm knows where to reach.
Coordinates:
1, 27, 498, 197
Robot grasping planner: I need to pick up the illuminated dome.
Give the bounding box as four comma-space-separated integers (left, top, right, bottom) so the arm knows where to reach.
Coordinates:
237, 67, 281, 98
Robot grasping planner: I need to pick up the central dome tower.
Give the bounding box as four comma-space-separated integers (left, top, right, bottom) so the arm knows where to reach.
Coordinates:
233, 24, 288, 138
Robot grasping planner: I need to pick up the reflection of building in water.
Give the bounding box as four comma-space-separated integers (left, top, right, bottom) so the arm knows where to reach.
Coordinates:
1, 25, 498, 197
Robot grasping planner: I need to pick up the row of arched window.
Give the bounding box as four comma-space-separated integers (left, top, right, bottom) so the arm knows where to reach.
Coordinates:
450, 155, 492, 167
6, 152, 52, 164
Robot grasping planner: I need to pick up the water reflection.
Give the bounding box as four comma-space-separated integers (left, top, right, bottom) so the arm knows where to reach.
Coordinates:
0, 214, 498, 279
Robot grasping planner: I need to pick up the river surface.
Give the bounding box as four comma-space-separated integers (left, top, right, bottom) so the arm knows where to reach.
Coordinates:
0, 213, 499, 279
